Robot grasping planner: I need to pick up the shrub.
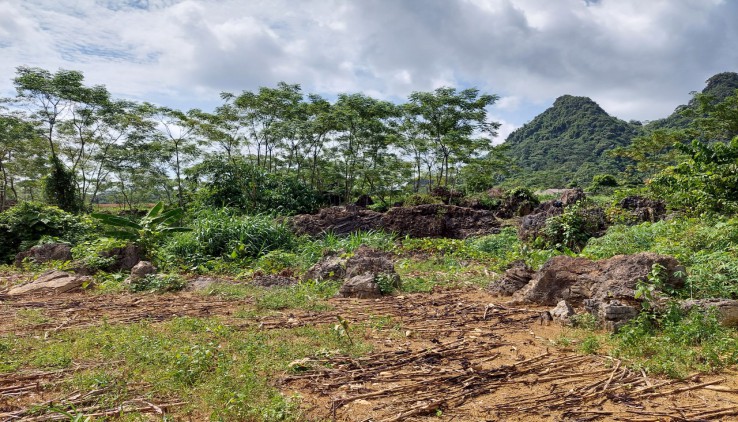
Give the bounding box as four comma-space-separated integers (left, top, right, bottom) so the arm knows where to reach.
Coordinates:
71, 237, 129, 271
506, 187, 539, 205
43, 156, 83, 214
0, 202, 94, 263
539, 201, 605, 251
613, 303, 738, 377
129, 273, 187, 293
92, 202, 191, 258
403, 194, 443, 206
588, 174, 620, 194
188, 156, 324, 215
160, 210, 295, 267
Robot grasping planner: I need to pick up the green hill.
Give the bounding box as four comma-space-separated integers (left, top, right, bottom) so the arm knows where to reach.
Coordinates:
502, 95, 640, 188
646, 72, 738, 131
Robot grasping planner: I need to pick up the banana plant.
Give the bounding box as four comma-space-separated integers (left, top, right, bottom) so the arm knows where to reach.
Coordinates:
92, 202, 192, 256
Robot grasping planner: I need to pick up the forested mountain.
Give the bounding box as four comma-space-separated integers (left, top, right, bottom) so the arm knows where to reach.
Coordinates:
502, 95, 640, 187
646, 72, 738, 131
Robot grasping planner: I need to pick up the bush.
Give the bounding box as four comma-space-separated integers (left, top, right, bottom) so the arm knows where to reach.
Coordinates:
43, 157, 83, 214
506, 187, 539, 205
539, 201, 605, 251
159, 210, 295, 267
0, 202, 94, 263
188, 156, 324, 215
590, 174, 619, 187
613, 303, 738, 377
71, 237, 129, 271
403, 193, 443, 206
129, 273, 187, 293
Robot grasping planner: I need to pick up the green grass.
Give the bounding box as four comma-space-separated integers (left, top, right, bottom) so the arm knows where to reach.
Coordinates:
2, 315, 370, 420
200, 280, 341, 312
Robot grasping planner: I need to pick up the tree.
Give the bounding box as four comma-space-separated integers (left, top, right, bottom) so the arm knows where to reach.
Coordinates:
13, 66, 87, 161
649, 89, 738, 214
233, 82, 303, 172
406, 87, 500, 187
331, 93, 398, 202
149, 105, 203, 207
0, 110, 46, 209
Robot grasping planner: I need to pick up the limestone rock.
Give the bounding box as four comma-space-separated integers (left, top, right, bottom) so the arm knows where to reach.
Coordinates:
8, 270, 89, 295
338, 274, 382, 299
381, 204, 499, 239
303, 251, 347, 282
512, 252, 685, 307
488, 261, 534, 297
584, 299, 639, 332
550, 300, 575, 322
14, 243, 72, 267
618, 196, 667, 223
335, 246, 401, 298
681, 299, 738, 327
100, 244, 143, 272
125, 261, 156, 285
252, 275, 298, 288
290, 206, 382, 237
291, 204, 499, 239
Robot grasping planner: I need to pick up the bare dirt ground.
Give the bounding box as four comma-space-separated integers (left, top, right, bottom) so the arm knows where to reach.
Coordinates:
2, 287, 738, 421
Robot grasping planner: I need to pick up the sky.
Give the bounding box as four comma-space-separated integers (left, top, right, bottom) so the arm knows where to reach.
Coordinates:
1, 0, 737, 141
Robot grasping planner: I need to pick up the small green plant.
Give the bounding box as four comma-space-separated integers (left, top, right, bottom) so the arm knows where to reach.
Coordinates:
129, 273, 187, 293
374, 273, 397, 295
332, 316, 354, 345
92, 201, 191, 258
570, 313, 599, 330
579, 335, 600, 355
403, 193, 443, 206
634, 263, 666, 309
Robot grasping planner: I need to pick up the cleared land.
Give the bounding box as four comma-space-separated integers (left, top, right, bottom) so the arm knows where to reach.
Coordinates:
2, 282, 737, 421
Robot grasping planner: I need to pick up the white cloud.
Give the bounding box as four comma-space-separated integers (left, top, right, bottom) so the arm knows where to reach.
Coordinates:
1, 0, 736, 127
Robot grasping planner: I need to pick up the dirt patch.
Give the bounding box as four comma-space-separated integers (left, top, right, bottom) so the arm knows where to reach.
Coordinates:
1, 285, 737, 421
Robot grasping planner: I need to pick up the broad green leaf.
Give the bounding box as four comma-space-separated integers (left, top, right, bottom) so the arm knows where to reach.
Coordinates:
92, 213, 142, 230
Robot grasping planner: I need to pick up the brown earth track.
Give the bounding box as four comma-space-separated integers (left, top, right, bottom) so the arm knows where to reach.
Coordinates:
1, 288, 738, 420
0, 292, 252, 336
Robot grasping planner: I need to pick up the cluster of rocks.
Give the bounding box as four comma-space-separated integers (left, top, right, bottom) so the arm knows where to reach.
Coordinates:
492, 252, 738, 331
290, 204, 500, 239
8, 242, 152, 296
13, 242, 142, 275
304, 246, 401, 299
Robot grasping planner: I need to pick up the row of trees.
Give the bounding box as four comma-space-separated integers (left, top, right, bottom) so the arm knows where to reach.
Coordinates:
1, 66, 507, 212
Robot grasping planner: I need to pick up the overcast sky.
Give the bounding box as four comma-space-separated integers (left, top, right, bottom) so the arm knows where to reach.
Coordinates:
1, 0, 737, 140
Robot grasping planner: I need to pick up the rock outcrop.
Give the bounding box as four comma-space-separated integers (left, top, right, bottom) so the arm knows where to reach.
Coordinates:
681, 299, 738, 327
303, 251, 347, 282
291, 204, 499, 239
305, 246, 401, 299
14, 243, 72, 267
618, 196, 666, 223
489, 261, 535, 297
8, 270, 90, 295
290, 206, 382, 237
512, 253, 685, 307
504, 252, 685, 331
124, 261, 156, 285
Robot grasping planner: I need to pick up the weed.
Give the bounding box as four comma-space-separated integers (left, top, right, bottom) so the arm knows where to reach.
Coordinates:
129, 273, 187, 293
579, 335, 600, 354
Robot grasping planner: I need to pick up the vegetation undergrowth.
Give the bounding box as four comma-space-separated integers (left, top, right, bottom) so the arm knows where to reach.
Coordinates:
1, 316, 371, 420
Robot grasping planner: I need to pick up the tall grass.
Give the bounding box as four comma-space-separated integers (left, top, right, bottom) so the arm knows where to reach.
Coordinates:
159, 209, 295, 268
